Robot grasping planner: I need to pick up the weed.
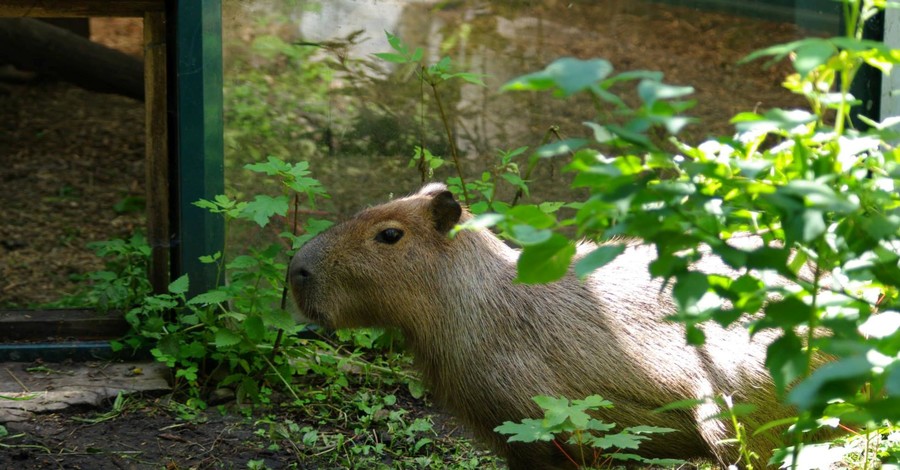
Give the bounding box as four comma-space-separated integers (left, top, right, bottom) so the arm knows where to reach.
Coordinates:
496, 395, 686, 469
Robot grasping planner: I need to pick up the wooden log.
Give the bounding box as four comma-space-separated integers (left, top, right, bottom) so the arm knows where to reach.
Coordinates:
144, 10, 169, 294
0, 0, 162, 18
0, 17, 144, 101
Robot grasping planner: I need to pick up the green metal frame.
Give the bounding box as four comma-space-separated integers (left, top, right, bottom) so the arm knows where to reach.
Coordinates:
171, 0, 225, 297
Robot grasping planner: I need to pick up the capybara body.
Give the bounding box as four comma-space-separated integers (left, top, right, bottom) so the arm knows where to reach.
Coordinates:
289, 184, 790, 468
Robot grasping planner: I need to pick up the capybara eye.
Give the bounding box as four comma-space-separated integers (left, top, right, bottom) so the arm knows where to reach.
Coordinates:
374, 228, 404, 244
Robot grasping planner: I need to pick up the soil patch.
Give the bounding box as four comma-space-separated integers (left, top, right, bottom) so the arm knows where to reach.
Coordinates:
0, 379, 476, 470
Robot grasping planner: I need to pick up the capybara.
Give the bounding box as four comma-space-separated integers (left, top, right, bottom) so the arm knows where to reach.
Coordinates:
289, 184, 793, 468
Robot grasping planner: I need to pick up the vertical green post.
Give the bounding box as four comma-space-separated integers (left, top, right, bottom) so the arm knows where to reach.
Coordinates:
173, 0, 224, 297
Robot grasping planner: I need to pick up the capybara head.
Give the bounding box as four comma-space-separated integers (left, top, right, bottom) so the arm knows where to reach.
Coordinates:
289, 183, 463, 330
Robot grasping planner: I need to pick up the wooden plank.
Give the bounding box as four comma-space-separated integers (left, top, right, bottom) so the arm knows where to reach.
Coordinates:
0, 362, 170, 422
0, 1, 162, 18
144, 10, 169, 294
0, 310, 129, 342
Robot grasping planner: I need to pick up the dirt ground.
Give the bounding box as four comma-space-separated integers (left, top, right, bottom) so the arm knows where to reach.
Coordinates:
0, 18, 145, 308
0, 360, 473, 470
2, 401, 294, 469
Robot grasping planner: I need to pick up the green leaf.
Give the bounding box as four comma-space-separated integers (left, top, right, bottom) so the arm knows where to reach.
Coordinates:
199, 251, 222, 264
408, 380, 426, 399
182, 341, 207, 359
766, 332, 807, 397
374, 52, 408, 63
454, 213, 504, 234
637, 79, 694, 106
262, 308, 296, 330
449, 72, 487, 86
788, 355, 873, 410
244, 156, 289, 176
494, 419, 556, 443
886, 366, 900, 396
226, 255, 259, 270
168, 274, 189, 295
385, 31, 406, 54
187, 290, 232, 306
511, 225, 553, 246
589, 432, 644, 450
673, 272, 709, 312
533, 139, 589, 158
686, 325, 706, 345
622, 425, 677, 435
244, 316, 265, 341
502, 57, 614, 96
575, 395, 613, 410
575, 244, 626, 279
732, 108, 815, 133
780, 180, 857, 213
516, 235, 576, 284
214, 329, 242, 349
533, 396, 583, 428
762, 297, 813, 328
583, 121, 615, 143
506, 205, 557, 228
793, 39, 836, 76
241, 195, 289, 227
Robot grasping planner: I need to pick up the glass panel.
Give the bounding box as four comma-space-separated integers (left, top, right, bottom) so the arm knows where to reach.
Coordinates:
222, 0, 840, 220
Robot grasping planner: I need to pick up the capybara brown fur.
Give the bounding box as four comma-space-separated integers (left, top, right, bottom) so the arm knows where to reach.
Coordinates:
289, 184, 793, 469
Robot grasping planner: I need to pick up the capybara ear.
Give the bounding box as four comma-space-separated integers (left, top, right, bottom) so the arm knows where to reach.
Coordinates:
417, 182, 449, 197
428, 189, 462, 234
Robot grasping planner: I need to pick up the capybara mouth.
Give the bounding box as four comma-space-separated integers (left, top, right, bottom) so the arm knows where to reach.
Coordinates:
296, 301, 330, 328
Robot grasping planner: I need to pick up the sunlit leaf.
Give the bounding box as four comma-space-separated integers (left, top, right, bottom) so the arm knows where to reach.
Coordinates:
516, 235, 576, 283
502, 57, 614, 96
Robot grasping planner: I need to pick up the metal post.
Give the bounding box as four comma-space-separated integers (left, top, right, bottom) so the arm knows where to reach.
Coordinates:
171, 0, 224, 297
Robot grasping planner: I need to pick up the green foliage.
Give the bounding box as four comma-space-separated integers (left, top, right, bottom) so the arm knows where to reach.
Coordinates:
377, 31, 488, 205
62, 151, 498, 466
479, 0, 900, 466
224, 31, 334, 166
106, 158, 334, 404
495, 395, 685, 468
253, 387, 500, 469
44, 233, 152, 311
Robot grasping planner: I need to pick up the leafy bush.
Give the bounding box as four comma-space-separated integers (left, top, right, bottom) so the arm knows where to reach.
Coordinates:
464, 0, 900, 466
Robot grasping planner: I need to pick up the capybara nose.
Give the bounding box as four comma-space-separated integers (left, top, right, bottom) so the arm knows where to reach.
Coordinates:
289, 255, 312, 285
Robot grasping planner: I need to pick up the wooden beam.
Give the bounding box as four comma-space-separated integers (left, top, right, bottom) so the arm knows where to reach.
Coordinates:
0, 1, 163, 18
144, 10, 169, 294
0, 310, 129, 342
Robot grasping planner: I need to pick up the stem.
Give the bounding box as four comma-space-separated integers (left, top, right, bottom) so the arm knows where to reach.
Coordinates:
272, 194, 302, 360
418, 70, 427, 183
262, 354, 302, 403
428, 71, 470, 204
512, 125, 559, 207
551, 439, 579, 469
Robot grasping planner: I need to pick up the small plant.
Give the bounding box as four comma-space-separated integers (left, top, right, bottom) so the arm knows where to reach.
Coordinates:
495, 395, 685, 468
71, 391, 131, 425
45, 233, 152, 311
376, 31, 487, 204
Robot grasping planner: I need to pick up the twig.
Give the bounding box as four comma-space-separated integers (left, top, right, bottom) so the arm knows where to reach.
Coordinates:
428, 69, 470, 204
5, 367, 30, 393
